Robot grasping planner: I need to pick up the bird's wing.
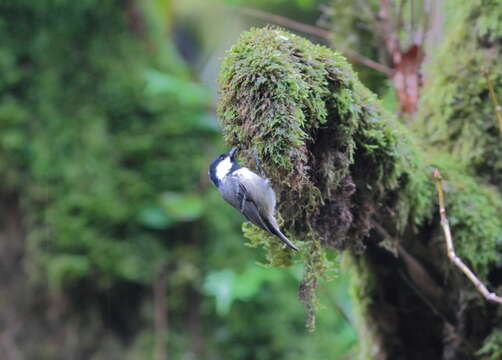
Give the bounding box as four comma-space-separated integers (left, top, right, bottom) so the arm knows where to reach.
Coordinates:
219, 174, 270, 232
230, 169, 299, 251
237, 182, 275, 234
234, 168, 275, 209
239, 181, 299, 251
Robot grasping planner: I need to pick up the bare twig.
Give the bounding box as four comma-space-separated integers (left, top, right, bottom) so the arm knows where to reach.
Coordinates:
432, 169, 502, 305
481, 67, 502, 136
241, 7, 332, 38
239, 7, 393, 75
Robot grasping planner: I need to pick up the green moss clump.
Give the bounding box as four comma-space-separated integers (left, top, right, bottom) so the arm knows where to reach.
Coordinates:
218, 27, 401, 250
218, 27, 406, 327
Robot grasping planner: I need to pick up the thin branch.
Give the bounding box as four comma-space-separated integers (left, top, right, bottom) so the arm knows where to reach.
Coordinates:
481, 67, 502, 136
239, 7, 393, 75
432, 169, 502, 305
241, 7, 332, 38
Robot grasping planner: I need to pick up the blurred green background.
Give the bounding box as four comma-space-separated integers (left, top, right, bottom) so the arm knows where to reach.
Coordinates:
0, 0, 360, 359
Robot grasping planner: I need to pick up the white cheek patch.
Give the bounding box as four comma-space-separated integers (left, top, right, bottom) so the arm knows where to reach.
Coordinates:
215, 156, 232, 181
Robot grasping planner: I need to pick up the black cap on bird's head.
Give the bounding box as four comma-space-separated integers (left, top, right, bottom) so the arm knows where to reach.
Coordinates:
208, 147, 240, 187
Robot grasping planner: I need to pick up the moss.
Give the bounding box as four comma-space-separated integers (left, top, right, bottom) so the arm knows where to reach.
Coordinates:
431, 156, 502, 278
218, 27, 401, 249
415, 2, 502, 356
417, 0, 502, 187
218, 26, 502, 345
477, 328, 502, 360
218, 27, 405, 326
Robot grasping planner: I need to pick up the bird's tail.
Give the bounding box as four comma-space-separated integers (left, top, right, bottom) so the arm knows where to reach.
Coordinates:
264, 218, 299, 251
255, 212, 298, 251
275, 229, 299, 251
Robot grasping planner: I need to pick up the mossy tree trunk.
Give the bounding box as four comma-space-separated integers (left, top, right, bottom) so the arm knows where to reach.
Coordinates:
217, 12, 502, 359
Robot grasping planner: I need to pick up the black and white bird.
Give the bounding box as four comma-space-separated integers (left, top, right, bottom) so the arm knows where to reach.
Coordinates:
208, 147, 299, 251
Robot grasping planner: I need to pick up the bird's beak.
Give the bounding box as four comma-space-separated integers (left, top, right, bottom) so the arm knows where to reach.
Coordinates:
228, 147, 238, 160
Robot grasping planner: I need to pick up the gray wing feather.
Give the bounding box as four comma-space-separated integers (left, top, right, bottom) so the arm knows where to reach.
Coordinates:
220, 168, 298, 251
219, 174, 273, 233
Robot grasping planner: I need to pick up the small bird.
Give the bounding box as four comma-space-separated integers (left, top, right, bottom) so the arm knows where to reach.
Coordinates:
208, 147, 299, 251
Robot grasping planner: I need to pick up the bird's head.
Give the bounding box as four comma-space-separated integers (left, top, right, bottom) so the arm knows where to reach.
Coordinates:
208, 147, 239, 187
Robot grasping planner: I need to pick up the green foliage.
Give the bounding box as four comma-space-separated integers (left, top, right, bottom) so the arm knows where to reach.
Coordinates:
0, 0, 219, 289
242, 222, 297, 267
430, 155, 502, 277
203, 264, 295, 314
416, 8, 502, 356
418, 0, 502, 187
477, 328, 502, 360
48, 254, 91, 290
329, 0, 388, 94
205, 264, 358, 360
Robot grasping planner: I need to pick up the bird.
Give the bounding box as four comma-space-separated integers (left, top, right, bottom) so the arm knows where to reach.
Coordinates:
208, 147, 299, 251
